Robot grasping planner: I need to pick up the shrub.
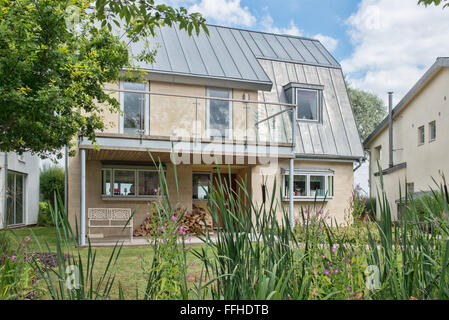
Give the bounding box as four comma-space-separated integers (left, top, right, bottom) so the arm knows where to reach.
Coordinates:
40, 165, 64, 204
37, 202, 54, 226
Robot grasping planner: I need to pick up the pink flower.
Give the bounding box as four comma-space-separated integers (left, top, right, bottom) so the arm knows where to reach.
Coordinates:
25, 236, 31, 242
442, 212, 448, 217
389, 269, 393, 273
11, 255, 15, 261
178, 226, 186, 235
334, 269, 338, 274
161, 239, 166, 244
156, 226, 163, 231
323, 269, 330, 275
171, 215, 177, 221
332, 247, 336, 253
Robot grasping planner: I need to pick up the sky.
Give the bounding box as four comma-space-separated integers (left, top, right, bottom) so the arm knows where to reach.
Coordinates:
45, 0, 449, 193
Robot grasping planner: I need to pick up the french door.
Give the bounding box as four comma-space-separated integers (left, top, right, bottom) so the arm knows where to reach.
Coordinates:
207, 88, 232, 139
6, 171, 25, 226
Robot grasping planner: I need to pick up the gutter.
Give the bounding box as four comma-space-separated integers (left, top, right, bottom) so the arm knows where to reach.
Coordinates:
353, 157, 364, 172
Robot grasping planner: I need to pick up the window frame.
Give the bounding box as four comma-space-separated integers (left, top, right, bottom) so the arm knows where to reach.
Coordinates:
429, 121, 436, 142
418, 125, 425, 146
192, 172, 212, 201
101, 166, 161, 201
206, 87, 233, 139
6, 171, 26, 226
283, 168, 334, 201
119, 80, 150, 135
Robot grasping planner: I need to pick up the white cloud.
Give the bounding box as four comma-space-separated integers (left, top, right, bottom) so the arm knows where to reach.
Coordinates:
261, 14, 303, 36
313, 34, 339, 52
342, 0, 449, 104
188, 0, 256, 27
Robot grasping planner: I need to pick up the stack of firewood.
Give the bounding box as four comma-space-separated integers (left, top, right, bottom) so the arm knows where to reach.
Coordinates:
133, 204, 214, 237
181, 204, 214, 235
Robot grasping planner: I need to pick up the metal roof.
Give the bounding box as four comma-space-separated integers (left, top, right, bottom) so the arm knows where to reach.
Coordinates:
129, 24, 340, 91
257, 59, 364, 159
364, 57, 449, 146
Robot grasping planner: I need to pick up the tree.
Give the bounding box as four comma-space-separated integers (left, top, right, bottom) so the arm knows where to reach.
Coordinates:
347, 83, 387, 142
0, 0, 206, 159
418, 0, 449, 8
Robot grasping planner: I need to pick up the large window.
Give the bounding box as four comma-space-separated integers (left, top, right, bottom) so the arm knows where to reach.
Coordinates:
101, 167, 160, 199
121, 81, 148, 134
193, 173, 211, 201
284, 169, 334, 200
6, 171, 25, 225
296, 88, 321, 121
207, 88, 232, 138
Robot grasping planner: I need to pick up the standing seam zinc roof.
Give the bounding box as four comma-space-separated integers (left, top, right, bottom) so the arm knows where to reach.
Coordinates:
129, 24, 363, 159
130, 24, 341, 90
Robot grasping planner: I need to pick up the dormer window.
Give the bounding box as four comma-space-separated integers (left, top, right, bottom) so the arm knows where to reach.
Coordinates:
296, 89, 320, 121
283, 83, 323, 123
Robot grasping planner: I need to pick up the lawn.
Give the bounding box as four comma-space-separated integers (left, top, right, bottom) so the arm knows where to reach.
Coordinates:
4, 226, 207, 299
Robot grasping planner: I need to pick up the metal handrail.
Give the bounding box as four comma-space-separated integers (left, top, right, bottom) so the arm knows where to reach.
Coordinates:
104, 88, 296, 108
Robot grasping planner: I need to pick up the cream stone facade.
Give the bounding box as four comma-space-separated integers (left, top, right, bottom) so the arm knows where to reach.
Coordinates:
365, 58, 449, 219
67, 25, 364, 243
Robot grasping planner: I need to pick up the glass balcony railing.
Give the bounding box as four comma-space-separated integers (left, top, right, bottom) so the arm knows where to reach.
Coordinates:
105, 88, 296, 146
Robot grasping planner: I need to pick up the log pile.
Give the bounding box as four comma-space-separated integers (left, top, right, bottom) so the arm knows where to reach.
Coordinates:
133, 203, 214, 237
181, 204, 214, 235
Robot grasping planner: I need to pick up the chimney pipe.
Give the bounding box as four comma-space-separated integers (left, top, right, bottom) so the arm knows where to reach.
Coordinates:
388, 92, 394, 168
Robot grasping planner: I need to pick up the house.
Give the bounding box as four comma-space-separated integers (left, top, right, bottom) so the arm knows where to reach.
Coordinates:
364, 57, 449, 219
67, 24, 364, 244
0, 152, 40, 229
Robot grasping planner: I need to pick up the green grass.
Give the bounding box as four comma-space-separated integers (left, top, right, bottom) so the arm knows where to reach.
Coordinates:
2, 226, 207, 299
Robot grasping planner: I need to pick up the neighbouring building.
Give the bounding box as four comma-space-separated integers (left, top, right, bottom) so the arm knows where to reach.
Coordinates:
67, 24, 364, 244
364, 57, 449, 219
0, 152, 40, 229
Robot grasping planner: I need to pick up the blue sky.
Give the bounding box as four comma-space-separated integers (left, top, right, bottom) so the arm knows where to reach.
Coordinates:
241, 0, 360, 61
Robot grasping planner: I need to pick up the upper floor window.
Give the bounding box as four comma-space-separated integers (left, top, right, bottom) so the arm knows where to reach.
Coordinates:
296, 88, 321, 122
120, 81, 149, 135
429, 121, 436, 142
283, 169, 334, 200
418, 125, 425, 145
207, 88, 232, 139
101, 167, 160, 199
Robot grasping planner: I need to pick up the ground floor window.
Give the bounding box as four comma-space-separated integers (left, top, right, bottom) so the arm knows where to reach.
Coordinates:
101, 167, 160, 199
283, 169, 334, 200
193, 173, 211, 201
6, 171, 25, 225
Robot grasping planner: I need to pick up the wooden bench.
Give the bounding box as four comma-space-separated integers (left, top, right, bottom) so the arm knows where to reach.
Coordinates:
88, 208, 133, 242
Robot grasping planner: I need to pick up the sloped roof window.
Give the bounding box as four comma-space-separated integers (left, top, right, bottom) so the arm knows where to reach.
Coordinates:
283, 83, 323, 123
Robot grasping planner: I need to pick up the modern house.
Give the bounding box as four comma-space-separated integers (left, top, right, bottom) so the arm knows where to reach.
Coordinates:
0, 152, 40, 229
364, 57, 449, 219
67, 25, 364, 244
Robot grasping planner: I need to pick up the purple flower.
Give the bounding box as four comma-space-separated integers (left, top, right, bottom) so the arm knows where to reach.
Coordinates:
161, 239, 166, 244
11, 255, 15, 262
442, 212, 448, 217
171, 215, 177, 221
137, 255, 142, 260
323, 269, 330, 275
25, 236, 31, 242
334, 269, 339, 274
157, 226, 163, 231
332, 247, 336, 253
355, 184, 361, 192
178, 226, 186, 235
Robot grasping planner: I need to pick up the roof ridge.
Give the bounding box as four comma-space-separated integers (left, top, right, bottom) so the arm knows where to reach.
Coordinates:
205, 23, 320, 43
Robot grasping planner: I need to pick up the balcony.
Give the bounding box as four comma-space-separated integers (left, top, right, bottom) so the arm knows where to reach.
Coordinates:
80, 86, 296, 158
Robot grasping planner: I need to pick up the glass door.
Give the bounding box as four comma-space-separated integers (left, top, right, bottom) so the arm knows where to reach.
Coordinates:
207, 88, 232, 139
6, 172, 25, 226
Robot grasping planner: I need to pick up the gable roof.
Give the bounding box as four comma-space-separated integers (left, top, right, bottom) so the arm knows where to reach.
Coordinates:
129, 24, 340, 91
364, 57, 449, 146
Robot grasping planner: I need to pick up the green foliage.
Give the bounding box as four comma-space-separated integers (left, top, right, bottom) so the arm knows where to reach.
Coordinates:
40, 165, 64, 203
0, 0, 207, 158
346, 83, 387, 141
418, 0, 449, 8
37, 202, 54, 226
0, 231, 37, 300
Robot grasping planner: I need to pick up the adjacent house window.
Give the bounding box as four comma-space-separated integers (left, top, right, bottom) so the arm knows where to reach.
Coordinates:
283, 169, 334, 200
296, 88, 321, 121
6, 171, 25, 225
120, 81, 148, 135
207, 88, 232, 138
429, 121, 436, 142
101, 167, 160, 199
418, 126, 425, 145
193, 173, 211, 201
375, 145, 382, 161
